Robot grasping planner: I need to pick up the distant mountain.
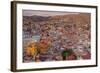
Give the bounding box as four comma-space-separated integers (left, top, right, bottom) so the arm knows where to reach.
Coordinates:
50, 13, 90, 24
23, 15, 50, 22
23, 13, 90, 24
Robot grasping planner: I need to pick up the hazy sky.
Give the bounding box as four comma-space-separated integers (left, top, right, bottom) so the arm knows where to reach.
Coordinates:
23, 10, 79, 16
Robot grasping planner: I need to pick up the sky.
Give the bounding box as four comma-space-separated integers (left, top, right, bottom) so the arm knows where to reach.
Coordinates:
23, 10, 79, 16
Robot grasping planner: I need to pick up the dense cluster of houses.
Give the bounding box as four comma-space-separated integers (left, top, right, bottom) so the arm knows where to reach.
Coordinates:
23, 13, 91, 62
